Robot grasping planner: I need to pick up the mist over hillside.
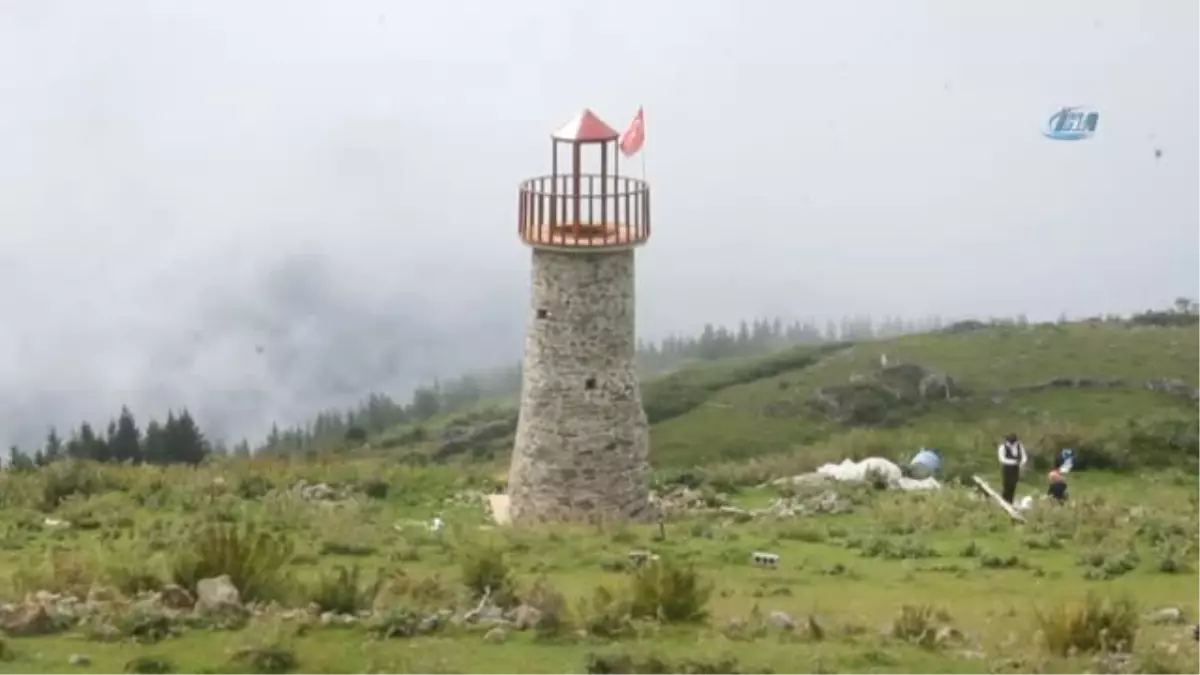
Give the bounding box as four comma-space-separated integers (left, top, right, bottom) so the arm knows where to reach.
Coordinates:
1, 1, 1195, 449
1, 253, 527, 448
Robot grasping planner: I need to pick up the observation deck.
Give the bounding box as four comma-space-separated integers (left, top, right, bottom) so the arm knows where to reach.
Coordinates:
517, 109, 651, 251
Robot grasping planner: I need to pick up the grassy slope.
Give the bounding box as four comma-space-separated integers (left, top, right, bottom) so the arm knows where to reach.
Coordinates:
651, 322, 1198, 468
400, 322, 1197, 475
0, 321, 1195, 674
0, 463, 1195, 674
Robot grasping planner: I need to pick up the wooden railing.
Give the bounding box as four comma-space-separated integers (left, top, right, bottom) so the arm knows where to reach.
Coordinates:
518, 173, 651, 248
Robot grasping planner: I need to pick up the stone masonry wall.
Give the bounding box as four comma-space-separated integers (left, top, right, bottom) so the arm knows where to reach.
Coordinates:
507, 248, 652, 523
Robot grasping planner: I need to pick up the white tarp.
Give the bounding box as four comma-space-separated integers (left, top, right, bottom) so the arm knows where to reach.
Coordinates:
814, 457, 941, 491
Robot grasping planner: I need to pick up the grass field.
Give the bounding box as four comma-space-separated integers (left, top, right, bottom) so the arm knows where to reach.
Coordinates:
0, 321, 1195, 673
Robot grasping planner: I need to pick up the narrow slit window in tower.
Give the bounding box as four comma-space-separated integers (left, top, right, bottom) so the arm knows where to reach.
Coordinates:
584, 377, 597, 390
536, 309, 549, 319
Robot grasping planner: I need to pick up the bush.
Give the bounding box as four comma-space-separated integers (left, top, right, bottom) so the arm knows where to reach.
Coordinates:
12, 550, 97, 598
578, 585, 633, 638
361, 479, 389, 500
41, 461, 117, 511
522, 575, 570, 638
1036, 593, 1138, 655
169, 523, 294, 602
234, 475, 275, 500
629, 559, 711, 623
584, 651, 751, 674
375, 572, 455, 613
460, 545, 516, 607
891, 605, 942, 649
307, 565, 379, 614
227, 646, 298, 675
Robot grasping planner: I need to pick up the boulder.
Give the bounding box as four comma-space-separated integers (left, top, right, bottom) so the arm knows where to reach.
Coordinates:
195, 575, 243, 615
3, 603, 60, 636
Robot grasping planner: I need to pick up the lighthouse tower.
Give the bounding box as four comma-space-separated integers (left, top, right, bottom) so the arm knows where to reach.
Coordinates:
507, 109, 653, 523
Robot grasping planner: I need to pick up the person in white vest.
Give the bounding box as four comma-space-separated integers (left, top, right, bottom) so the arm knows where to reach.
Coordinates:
997, 433, 1028, 504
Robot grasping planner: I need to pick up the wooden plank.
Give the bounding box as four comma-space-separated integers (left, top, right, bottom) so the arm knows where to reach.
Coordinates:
972, 475, 1026, 523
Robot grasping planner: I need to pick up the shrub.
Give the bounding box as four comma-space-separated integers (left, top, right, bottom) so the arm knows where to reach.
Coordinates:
307, 565, 380, 614
227, 646, 298, 675
361, 479, 389, 500
12, 550, 97, 598
40, 461, 116, 511
629, 559, 711, 623
578, 585, 633, 638
584, 651, 750, 674
124, 656, 173, 674
1155, 540, 1192, 573
891, 604, 940, 649
318, 540, 377, 557
105, 557, 165, 597
169, 523, 294, 602
1036, 593, 1138, 655
1078, 548, 1139, 580
234, 475, 275, 500
367, 609, 422, 639
460, 545, 516, 607
375, 572, 455, 613
522, 575, 570, 638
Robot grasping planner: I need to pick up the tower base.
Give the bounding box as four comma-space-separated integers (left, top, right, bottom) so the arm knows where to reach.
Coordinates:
507, 248, 651, 524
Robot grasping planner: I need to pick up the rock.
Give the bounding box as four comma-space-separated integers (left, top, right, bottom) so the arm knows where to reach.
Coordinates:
512, 604, 543, 631
769, 610, 794, 631
278, 609, 306, 621
483, 626, 507, 644
1147, 607, 1185, 625
68, 654, 91, 666
319, 612, 356, 627
917, 372, 957, 400
158, 584, 194, 610
86, 586, 117, 607
724, 617, 747, 634
3, 603, 59, 636
417, 613, 442, 634
87, 621, 122, 642
195, 575, 242, 615
935, 625, 964, 646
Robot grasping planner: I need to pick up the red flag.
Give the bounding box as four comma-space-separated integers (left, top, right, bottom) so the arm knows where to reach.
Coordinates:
619, 107, 645, 157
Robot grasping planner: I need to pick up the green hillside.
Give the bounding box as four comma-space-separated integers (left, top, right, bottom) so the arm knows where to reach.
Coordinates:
0, 318, 1195, 673
384, 320, 1198, 481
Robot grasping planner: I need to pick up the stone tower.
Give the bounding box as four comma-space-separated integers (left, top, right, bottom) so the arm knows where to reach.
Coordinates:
507, 109, 653, 523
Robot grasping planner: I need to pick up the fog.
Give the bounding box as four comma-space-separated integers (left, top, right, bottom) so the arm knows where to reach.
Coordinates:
1, 0, 1196, 446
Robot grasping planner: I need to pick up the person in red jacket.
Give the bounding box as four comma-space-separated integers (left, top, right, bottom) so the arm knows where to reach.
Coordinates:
1047, 459, 1069, 503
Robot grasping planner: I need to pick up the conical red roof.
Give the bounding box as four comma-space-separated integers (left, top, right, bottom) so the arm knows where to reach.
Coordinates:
551, 109, 619, 142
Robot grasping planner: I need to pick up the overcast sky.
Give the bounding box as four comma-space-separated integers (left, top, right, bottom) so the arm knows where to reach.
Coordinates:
0, 0, 1196, 445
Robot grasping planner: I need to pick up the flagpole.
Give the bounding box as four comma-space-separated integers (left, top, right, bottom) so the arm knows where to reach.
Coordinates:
640, 106, 647, 182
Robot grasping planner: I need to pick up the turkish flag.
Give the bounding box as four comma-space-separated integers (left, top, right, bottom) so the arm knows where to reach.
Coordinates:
619, 107, 645, 157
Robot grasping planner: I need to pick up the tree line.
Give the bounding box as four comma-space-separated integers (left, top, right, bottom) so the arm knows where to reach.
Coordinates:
255, 314, 951, 455
7, 407, 210, 471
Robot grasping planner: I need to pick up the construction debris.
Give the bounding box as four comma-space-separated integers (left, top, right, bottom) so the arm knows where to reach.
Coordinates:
752, 552, 780, 568
775, 457, 941, 492
971, 475, 1026, 522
